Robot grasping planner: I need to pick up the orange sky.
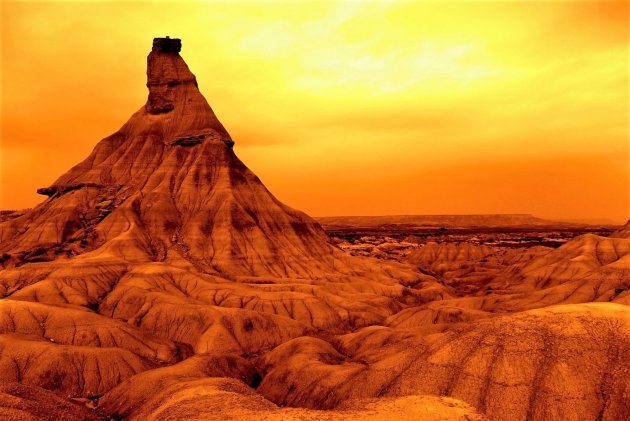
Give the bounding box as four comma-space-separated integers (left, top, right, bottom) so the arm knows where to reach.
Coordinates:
1, 1, 628, 223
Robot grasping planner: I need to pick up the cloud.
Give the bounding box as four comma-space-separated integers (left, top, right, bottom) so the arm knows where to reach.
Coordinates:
1, 0, 627, 221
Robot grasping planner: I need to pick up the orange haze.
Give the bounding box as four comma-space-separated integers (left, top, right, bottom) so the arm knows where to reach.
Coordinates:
1, 1, 628, 223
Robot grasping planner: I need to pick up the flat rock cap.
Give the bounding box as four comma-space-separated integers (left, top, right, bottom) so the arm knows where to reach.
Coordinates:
152, 37, 181, 53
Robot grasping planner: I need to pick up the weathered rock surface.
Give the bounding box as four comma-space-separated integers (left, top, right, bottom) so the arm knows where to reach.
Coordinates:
102, 375, 484, 421
256, 303, 630, 421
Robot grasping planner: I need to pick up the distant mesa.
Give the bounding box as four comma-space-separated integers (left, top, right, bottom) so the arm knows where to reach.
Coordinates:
316, 214, 586, 229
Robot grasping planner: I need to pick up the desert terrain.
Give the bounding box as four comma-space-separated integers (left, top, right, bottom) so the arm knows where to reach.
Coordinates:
0, 38, 628, 421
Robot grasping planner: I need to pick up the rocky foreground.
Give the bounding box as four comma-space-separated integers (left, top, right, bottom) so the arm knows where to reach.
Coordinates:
0, 38, 628, 421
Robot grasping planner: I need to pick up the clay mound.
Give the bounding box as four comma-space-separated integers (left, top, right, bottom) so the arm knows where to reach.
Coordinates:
512, 234, 630, 287
403, 235, 630, 313
406, 242, 495, 273
102, 375, 483, 421
0, 300, 178, 361
405, 242, 549, 295
0, 333, 151, 397
98, 279, 312, 355
100, 353, 259, 418
257, 303, 630, 421
385, 303, 491, 330
406, 242, 548, 273
0, 255, 128, 303
480, 234, 630, 310
0, 383, 100, 421
394, 303, 630, 421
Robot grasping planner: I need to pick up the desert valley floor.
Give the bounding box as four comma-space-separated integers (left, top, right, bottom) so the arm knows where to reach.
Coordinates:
0, 38, 628, 421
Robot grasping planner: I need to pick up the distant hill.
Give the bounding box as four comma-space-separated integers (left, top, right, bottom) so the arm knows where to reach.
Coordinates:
316, 214, 589, 229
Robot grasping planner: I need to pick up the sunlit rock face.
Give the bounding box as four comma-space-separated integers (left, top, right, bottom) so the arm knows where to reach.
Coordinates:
0, 38, 628, 421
